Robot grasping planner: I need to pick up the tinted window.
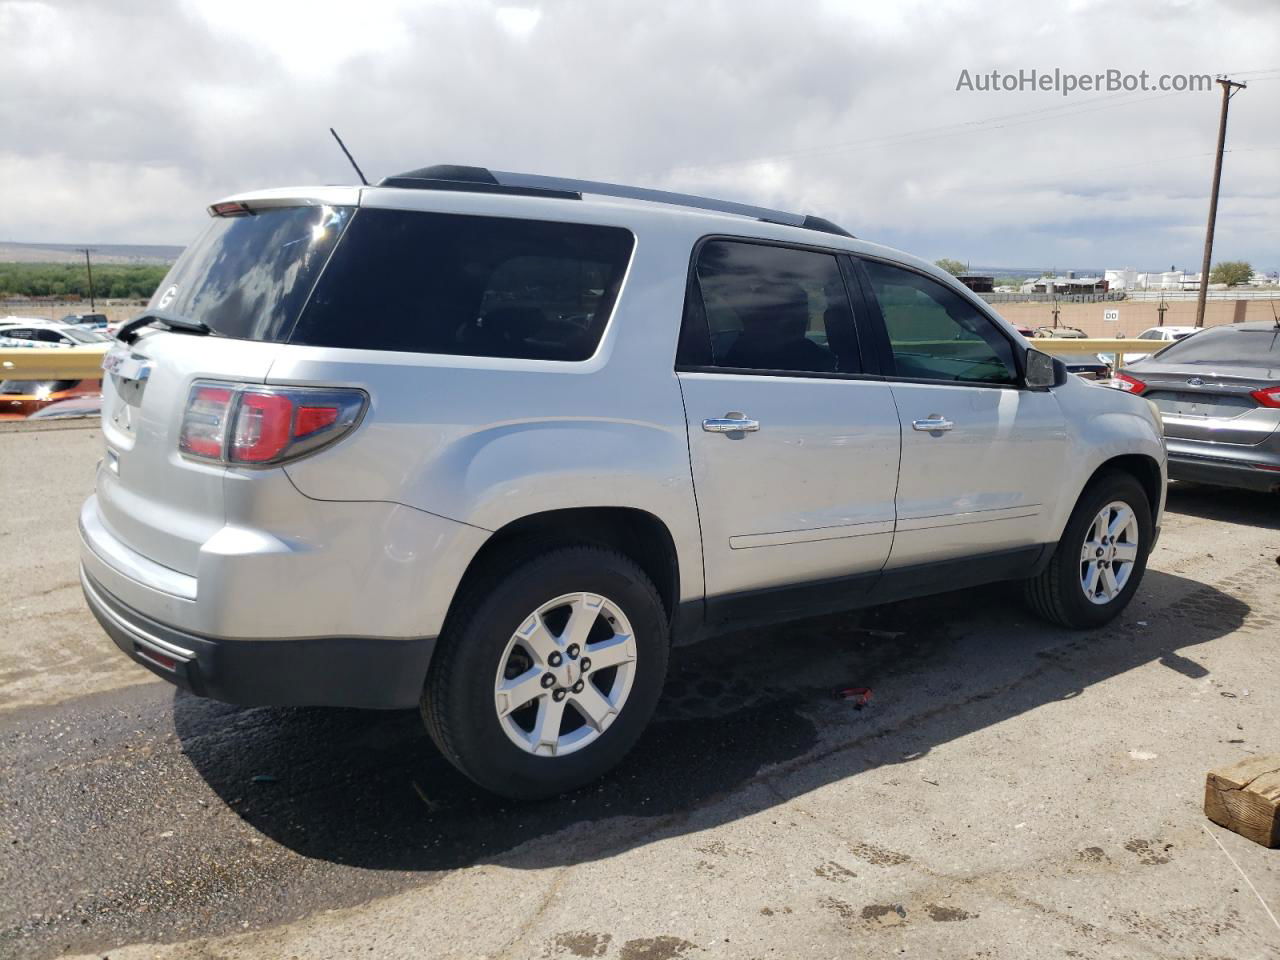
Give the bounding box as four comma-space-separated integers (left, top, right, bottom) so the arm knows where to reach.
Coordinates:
292, 209, 634, 361
152, 204, 353, 341
683, 240, 860, 374
0, 379, 78, 394
862, 260, 1017, 384
1154, 325, 1279, 364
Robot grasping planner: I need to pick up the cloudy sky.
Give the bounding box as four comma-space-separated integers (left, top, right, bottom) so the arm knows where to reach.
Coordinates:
2, 0, 1277, 270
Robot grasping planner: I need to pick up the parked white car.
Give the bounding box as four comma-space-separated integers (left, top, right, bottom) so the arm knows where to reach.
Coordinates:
0, 317, 110, 348
81, 166, 1167, 798
1123, 325, 1200, 364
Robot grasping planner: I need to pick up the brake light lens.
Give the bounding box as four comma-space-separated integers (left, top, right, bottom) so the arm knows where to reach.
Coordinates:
1250, 385, 1280, 409
1112, 373, 1147, 395
209, 201, 253, 217
179, 381, 366, 466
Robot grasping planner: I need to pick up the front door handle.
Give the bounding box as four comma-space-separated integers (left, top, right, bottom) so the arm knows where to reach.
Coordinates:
703, 416, 760, 434
912, 415, 954, 432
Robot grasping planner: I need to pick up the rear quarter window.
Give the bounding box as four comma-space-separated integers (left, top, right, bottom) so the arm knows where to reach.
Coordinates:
290, 209, 634, 361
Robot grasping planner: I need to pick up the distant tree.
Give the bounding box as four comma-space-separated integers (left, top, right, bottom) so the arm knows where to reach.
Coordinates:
934, 258, 966, 276
1210, 260, 1253, 286
994, 276, 1025, 288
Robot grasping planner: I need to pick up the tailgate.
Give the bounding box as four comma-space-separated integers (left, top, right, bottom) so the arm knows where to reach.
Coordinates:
96, 333, 284, 576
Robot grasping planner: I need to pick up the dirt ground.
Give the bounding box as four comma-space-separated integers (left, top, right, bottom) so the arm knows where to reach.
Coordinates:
1, 422, 1278, 960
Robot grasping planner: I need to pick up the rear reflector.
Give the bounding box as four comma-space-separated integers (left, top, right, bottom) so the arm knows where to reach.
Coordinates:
1250, 385, 1280, 409
134, 644, 177, 671
179, 381, 366, 466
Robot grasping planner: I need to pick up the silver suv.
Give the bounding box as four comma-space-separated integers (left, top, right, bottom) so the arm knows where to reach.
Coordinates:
80, 166, 1167, 798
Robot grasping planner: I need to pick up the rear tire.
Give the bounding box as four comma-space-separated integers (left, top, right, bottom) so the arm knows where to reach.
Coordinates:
422, 545, 669, 799
1024, 471, 1153, 629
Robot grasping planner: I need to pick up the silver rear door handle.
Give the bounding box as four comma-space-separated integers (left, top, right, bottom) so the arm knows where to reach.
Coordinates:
703, 416, 760, 433
912, 415, 954, 432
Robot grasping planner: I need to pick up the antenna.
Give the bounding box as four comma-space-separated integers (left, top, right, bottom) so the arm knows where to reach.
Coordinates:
329, 128, 369, 186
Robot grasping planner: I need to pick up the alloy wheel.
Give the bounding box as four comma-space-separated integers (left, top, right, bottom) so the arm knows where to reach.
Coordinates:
1079, 500, 1140, 605
493, 592, 638, 756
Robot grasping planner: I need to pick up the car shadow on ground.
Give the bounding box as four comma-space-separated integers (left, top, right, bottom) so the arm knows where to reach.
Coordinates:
174, 568, 1248, 874
1165, 481, 1280, 530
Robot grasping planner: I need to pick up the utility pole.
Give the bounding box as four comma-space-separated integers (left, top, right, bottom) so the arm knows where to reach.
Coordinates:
1195, 77, 1246, 327
79, 248, 97, 310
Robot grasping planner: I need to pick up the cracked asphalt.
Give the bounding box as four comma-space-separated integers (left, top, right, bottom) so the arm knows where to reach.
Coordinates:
2, 422, 1279, 959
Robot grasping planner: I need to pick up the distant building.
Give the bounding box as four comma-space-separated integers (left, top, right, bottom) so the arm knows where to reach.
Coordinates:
1134, 270, 1199, 291
956, 273, 994, 293
1030, 275, 1110, 295
1248, 271, 1279, 287
1105, 267, 1137, 291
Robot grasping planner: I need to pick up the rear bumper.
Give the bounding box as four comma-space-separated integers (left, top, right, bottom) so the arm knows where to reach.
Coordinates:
82, 567, 435, 708
1167, 454, 1280, 493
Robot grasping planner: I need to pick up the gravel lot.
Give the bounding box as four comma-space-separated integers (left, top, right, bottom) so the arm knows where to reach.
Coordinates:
1, 421, 1278, 960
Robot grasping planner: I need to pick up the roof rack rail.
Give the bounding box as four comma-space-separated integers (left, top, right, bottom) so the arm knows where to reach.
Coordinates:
377, 165, 854, 238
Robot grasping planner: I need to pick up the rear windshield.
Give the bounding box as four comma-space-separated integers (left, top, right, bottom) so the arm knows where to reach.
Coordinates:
1155, 326, 1280, 364
60, 327, 109, 344
290, 209, 634, 361
149, 205, 353, 341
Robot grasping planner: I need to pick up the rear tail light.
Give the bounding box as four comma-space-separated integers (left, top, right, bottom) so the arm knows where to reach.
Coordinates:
1250, 385, 1280, 409
179, 381, 366, 466
1112, 373, 1147, 395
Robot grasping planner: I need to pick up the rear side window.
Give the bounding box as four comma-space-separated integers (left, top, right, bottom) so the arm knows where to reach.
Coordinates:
291, 209, 634, 361
152, 205, 353, 341
680, 240, 861, 375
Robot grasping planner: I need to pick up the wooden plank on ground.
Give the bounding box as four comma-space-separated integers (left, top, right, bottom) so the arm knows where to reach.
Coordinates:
1204, 756, 1280, 848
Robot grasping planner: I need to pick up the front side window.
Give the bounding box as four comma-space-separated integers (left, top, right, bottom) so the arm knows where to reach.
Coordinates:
292, 209, 634, 361
682, 239, 861, 375
862, 259, 1018, 385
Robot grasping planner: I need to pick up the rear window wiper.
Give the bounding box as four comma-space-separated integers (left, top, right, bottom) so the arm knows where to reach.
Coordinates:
117, 312, 215, 344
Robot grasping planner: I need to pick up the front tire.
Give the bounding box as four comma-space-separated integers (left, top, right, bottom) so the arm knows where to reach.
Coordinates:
1025, 471, 1153, 629
422, 545, 669, 799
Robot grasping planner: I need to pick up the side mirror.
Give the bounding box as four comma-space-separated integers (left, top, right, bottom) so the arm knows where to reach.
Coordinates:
1024, 348, 1065, 389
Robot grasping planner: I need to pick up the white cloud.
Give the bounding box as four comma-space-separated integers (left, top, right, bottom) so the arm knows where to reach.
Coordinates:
494, 5, 542, 39
1, 0, 1277, 269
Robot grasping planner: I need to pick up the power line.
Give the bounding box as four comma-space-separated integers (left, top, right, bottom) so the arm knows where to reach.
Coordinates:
661, 67, 1277, 179
665, 88, 1191, 177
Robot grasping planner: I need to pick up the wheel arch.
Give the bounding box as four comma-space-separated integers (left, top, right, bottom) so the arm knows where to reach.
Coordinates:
1083, 453, 1164, 528
444, 507, 682, 633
